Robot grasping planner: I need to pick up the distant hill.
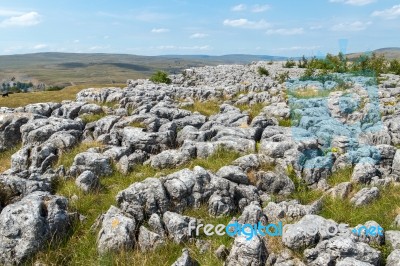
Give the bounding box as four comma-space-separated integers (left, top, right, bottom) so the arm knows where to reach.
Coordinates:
347, 47, 400, 60
0, 52, 283, 87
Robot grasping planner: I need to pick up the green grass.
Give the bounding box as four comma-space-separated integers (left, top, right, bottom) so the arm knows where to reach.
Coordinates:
80, 113, 107, 124
320, 185, 400, 230
55, 141, 104, 169
327, 167, 353, 186
0, 144, 21, 173
287, 166, 324, 205
235, 102, 265, 122
278, 118, 292, 127
129, 121, 146, 128
181, 100, 221, 117
0, 84, 125, 108
32, 147, 242, 265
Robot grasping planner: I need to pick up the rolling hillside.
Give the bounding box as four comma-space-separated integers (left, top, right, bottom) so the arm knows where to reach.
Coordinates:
0, 53, 283, 87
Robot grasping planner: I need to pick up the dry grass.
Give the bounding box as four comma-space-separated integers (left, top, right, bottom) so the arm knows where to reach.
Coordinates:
235, 102, 265, 122
181, 100, 220, 117
0, 144, 21, 173
0, 84, 125, 108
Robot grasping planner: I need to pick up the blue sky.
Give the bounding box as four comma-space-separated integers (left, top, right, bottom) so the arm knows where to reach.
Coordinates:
0, 0, 399, 56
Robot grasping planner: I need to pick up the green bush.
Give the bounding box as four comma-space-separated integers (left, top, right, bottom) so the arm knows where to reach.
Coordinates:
257, 66, 269, 76
275, 71, 290, 84
284, 59, 296, 68
389, 59, 400, 75
150, 70, 171, 84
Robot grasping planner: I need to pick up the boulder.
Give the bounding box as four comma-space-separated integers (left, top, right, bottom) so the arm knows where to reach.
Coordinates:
350, 187, 379, 207
386, 231, 400, 250
69, 151, 113, 177
160, 166, 214, 212
387, 249, 400, 266
75, 170, 100, 192
116, 178, 169, 222
304, 236, 381, 265
171, 248, 198, 266
97, 206, 136, 254
216, 165, 249, 185
137, 226, 164, 252
225, 235, 268, 266
254, 171, 295, 196
162, 211, 196, 244
0, 192, 70, 265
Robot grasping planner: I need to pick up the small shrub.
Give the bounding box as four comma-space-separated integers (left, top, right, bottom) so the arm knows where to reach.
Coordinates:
284, 59, 296, 68
257, 66, 269, 76
275, 71, 290, 84
150, 70, 171, 84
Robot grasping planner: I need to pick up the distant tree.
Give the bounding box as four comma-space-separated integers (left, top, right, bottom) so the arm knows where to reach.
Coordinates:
150, 70, 171, 84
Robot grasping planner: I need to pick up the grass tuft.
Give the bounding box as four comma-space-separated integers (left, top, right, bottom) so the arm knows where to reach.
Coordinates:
181, 100, 220, 117
80, 113, 107, 124
0, 144, 21, 173
327, 167, 353, 186
55, 141, 104, 169
278, 118, 292, 127
235, 102, 265, 122
320, 185, 400, 230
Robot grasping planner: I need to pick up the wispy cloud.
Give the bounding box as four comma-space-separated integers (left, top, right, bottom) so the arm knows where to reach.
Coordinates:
329, 0, 375, 6
372, 5, 400, 20
0, 11, 41, 28
251, 4, 270, 13
275, 45, 321, 51
266, 27, 304, 35
223, 18, 270, 29
231, 4, 270, 13
151, 28, 170, 33
190, 33, 208, 39
231, 4, 246, 12
33, 44, 48, 50
156, 45, 211, 51
331, 21, 371, 31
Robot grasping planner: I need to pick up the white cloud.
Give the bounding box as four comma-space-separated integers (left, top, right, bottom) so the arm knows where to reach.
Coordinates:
190, 33, 208, 39
232, 4, 246, 11
156, 45, 211, 51
88, 45, 110, 51
33, 44, 48, 50
266, 27, 304, 35
329, 0, 375, 6
151, 28, 170, 33
0, 11, 41, 28
275, 45, 321, 51
331, 21, 371, 31
372, 5, 400, 19
252, 4, 270, 13
223, 18, 270, 29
